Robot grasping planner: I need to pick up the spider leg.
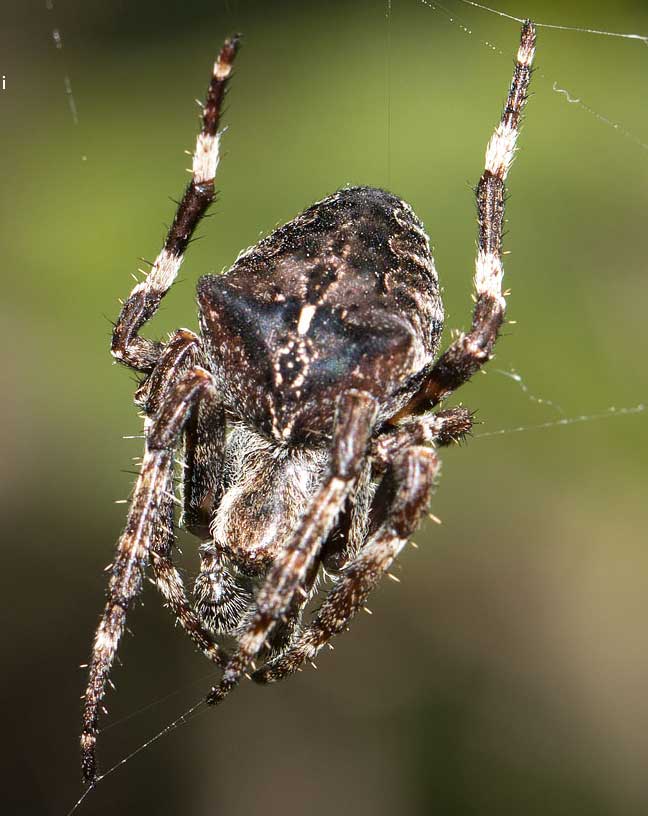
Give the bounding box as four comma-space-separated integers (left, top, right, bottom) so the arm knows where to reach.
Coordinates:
149, 393, 230, 664
205, 390, 378, 705
373, 406, 473, 471
134, 328, 201, 412
111, 35, 240, 372
267, 556, 321, 655
182, 393, 225, 540
321, 460, 374, 572
253, 445, 440, 684
322, 408, 464, 575
393, 21, 536, 420
131, 330, 229, 655
81, 367, 223, 783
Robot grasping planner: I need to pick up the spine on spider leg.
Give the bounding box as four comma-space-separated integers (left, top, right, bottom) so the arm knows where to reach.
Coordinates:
110, 35, 241, 372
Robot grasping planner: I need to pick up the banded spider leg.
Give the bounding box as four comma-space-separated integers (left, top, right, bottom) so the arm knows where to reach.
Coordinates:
81, 35, 241, 784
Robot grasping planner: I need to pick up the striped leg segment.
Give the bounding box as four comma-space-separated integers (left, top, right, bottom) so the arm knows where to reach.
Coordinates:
205, 390, 378, 706
111, 35, 241, 372
81, 446, 171, 783
394, 21, 536, 418
253, 446, 440, 684
81, 368, 224, 783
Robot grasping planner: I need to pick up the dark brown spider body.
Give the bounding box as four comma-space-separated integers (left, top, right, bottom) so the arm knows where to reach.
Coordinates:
198, 186, 444, 446
80, 25, 536, 784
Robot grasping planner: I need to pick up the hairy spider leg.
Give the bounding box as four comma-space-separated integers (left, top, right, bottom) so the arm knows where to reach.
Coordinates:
252, 410, 467, 683
143, 340, 228, 663
83, 31, 240, 782
320, 460, 375, 573
267, 556, 322, 656
134, 328, 200, 412
181, 380, 226, 540
394, 21, 536, 418
253, 446, 439, 683
81, 368, 224, 783
133, 327, 227, 537
318, 407, 470, 572
205, 390, 378, 705
111, 36, 240, 372
373, 406, 474, 468
130, 331, 226, 649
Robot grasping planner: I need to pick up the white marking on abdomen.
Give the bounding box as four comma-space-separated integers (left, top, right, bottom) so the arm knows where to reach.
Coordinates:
297, 304, 317, 335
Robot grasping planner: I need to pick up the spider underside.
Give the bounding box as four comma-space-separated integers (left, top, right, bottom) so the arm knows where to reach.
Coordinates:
80, 24, 536, 783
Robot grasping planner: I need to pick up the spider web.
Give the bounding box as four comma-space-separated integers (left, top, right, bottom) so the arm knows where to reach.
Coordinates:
49, 1, 647, 813
45, 0, 79, 127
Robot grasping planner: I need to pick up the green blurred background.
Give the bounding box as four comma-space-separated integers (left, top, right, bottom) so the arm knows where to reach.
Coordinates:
2, 1, 647, 813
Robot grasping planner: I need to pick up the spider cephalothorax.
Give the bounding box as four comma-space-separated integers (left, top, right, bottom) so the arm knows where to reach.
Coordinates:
81, 23, 536, 783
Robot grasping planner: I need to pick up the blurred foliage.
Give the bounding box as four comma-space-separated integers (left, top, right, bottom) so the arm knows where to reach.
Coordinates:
1, 1, 647, 814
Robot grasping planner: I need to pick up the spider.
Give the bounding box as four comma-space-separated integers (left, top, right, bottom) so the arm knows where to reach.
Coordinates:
81, 23, 536, 783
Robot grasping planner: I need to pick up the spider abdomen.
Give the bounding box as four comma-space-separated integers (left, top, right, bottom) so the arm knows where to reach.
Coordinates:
198, 186, 444, 444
